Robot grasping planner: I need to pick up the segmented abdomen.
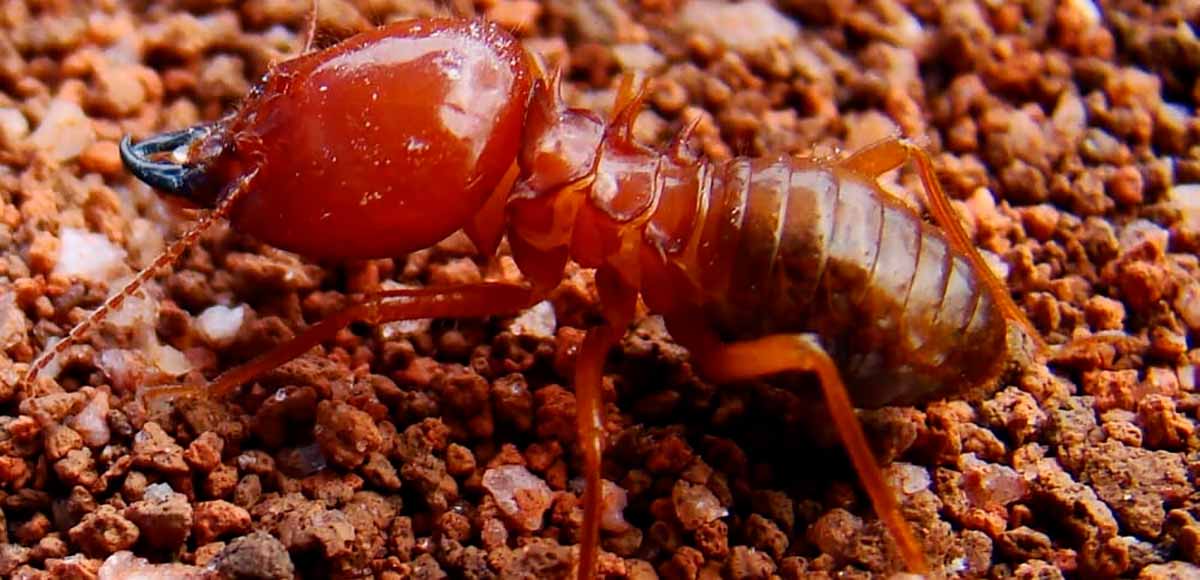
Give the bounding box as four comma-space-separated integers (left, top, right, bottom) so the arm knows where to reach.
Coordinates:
641, 156, 1009, 408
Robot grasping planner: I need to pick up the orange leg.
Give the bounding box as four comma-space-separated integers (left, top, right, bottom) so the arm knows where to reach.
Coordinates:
145, 283, 535, 401
694, 333, 929, 575
838, 137, 1048, 354
573, 325, 619, 580
572, 265, 638, 580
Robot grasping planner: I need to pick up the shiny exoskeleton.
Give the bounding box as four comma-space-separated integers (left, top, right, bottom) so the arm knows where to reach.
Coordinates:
26, 17, 1047, 578
513, 97, 1019, 409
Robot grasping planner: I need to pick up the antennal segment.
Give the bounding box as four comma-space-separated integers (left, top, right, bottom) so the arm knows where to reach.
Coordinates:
22, 168, 258, 390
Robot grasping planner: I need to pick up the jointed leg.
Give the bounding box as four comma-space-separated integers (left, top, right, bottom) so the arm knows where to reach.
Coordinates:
573, 325, 620, 580
145, 283, 536, 401
696, 333, 929, 575
571, 267, 638, 579
839, 138, 1047, 354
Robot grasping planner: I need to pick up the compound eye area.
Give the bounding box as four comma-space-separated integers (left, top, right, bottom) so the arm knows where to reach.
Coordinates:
518, 108, 605, 196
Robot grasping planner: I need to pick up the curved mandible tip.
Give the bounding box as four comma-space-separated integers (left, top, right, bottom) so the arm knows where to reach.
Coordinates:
119, 125, 211, 196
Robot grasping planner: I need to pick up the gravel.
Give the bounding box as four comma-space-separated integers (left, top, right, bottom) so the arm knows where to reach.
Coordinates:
1, 0, 1198, 578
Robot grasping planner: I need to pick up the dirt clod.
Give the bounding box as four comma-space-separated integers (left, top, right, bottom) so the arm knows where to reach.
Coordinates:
482, 464, 553, 533
208, 531, 294, 580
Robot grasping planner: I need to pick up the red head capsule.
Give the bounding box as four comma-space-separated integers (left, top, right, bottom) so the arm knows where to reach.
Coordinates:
130, 19, 533, 260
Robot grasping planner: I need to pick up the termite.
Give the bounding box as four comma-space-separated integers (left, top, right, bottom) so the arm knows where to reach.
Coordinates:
23, 15, 1051, 578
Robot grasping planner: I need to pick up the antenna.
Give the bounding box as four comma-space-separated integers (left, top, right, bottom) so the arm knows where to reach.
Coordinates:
22, 168, 258, 389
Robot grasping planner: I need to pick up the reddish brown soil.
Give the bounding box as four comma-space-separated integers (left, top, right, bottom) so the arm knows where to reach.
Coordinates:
1, 1, 1198, 579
